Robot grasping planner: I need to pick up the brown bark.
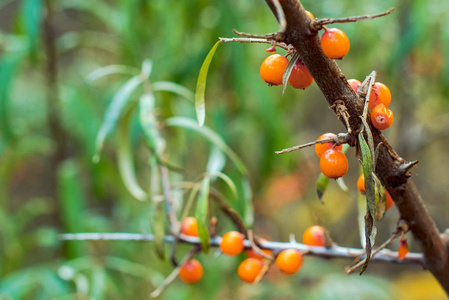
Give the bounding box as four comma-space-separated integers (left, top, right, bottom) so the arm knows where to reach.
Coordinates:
265, 0, 449, 294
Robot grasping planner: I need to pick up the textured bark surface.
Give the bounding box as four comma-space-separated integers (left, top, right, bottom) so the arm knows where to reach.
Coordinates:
265, 0, 449, 294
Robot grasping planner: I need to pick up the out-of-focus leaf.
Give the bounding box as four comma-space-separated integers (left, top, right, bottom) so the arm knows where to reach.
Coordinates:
195, 40, 222, 127
86, 65, 139, 82
57, 160, 85, 258
195, 176, 210, 253
282, 52, 299, 97
206, 146, 226, 175
0, 52, 24, 143
93, 75, 143, 162
21, 0, 42, 59
117, 106, 147, 201
316, 173, 329, 203
336, 177, 349, 192
242, 177, 254, 227
139, 93, 165, 156
141, 59, 152, 78
89, 267, 106, 300
208, 171, 238, 201
180, 182, 201, 223
165, 117, 247, 175
105, 256, 158, 278
152, 81, 194, 102
373, 174, 386, 221
0, 267, 37, 299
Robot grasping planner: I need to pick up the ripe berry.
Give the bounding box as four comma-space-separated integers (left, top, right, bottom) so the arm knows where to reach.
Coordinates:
386, 190, 394, 210
181, 217, 199, 237
320, 27, 350, 59
179, 259, 203, 284
288, 60, 314, 89
305, 10, 314, 19
357, 173, 366, 195
369, 82, 391, 109
398, 236, 409, 260
275, 249, 303, 274
303, 226, 325, 247
348, 79, 361, 94
220, 231, 245, 256
260, 54, 289, 86
237, 258, 263, 283
371, 103, 394, 130
315, 133, 343, 158
319, 149, 348, 179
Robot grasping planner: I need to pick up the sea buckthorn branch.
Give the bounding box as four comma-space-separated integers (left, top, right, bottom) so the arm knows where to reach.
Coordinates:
218, 37, 291, 51
330, 100, 353, 134
275, 132, 350, 154
311, 8, 396, 30
248, 230, 275, 261
264, 0, 449, 293
59, 232, 423, 265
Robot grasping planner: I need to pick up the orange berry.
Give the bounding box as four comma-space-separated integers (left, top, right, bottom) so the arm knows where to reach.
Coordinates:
398, 237, 409, 260
220, 231, 245, 256
260, 54, 289, 86
357, 173, 366, 195
246, 248, 272, 260
386, 190, 394, 210
303, 226, 325, 246
288, 60, 314, 89
275, 249, 303, 274
369, 82, 391, 109
320, 28, 350, 59
371, 103, 394, 130
237, 258, 263, 283
314, 133, 343, 158
319, 149, 349, 179
348, 79, 361, 94
305, 10, 314, 19
181, 217, 199, 237
179, 259, 203, 284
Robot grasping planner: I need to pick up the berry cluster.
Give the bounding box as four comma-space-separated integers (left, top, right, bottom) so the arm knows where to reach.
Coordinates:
179, 218, 327, 284
349, 79, 394, 130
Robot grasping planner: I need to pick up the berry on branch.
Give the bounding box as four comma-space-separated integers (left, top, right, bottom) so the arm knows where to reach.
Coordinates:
260, 54, 289, 86
181, 217, 199, 237
303, 225, 326, 247
371, 103, 394, 130
237, 258, 263, 283
320, 27, 350, 59
179, 259, 203, 284
220, 231, 245, 256
275, 249, 303, 274
288, 60, 314, 89
319, 149, 349, 179
315, 133, 343, 158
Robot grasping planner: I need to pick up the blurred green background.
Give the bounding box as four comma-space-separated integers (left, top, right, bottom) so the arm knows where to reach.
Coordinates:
1, 0, 449, 299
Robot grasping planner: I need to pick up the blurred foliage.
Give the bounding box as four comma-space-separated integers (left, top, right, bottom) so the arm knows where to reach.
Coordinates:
1, 0, 449, 299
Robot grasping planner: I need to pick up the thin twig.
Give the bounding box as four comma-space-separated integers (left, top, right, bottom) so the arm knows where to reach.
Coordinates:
209, 189, 248, 236
312, 8, 395, 29
59, 232, 423, 265
150, 245, 201, 298
232, 29, 276, 39
248, 230, 275, 261
218, 37, 290, 51
275, 133, 350, 154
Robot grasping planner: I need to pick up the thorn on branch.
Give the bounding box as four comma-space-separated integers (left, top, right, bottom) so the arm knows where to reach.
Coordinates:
312, 8, 396, 31
330, 100, 353, 134
275, 133, 350, 154
397, 160, 419, 178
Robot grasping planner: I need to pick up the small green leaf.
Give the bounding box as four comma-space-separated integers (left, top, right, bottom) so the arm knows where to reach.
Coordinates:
86, 65, 139, 82
117, 106, 147, 201
139, 93, 165, 156
165, 117, 248, 175
195, 176, 211, 253
149, 156, 165, 259
152, 81, 194, 102
282, 52, 299, 97
93, 75, 143, 162
195, 40, 222, 127
316, 173, 329, 203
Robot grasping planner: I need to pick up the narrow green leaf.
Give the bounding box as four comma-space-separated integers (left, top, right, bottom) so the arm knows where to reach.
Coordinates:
89, 267, 106, 300
152, 81, 194, 102
195, 176, 211, 253
242, 177, 254, 227
316, 173, 329, 203
357, 186, 367, 248
86, 65, 139, 82
374, 174, 387, 221
358, 133, 376, 218
117, 106, 147, 201
208, 171, 238, 201
195, 40, 222, 127
22, 0, 42, 59
149, 156, 165, 259
141, 59, 153, 78
282, 52, 299, 97
139, 93, 165, 156
165, 117, 248, 175
93, 75, 143, 162
180, 183, 201, 223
